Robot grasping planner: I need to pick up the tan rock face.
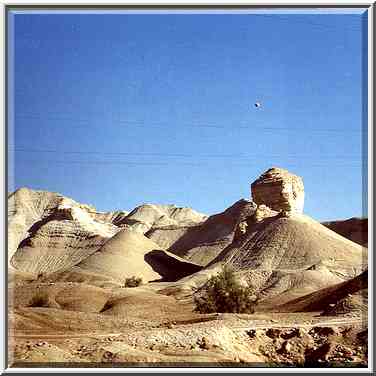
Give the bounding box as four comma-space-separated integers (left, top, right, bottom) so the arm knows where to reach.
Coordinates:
251, 167, 305, 213
253, 204, 277, 222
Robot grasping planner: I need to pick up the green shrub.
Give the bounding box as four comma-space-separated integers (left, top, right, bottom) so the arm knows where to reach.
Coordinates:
194, 267, 257, 314
123, 276, 142, 288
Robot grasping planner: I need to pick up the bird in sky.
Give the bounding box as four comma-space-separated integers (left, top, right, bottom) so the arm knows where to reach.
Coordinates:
254, 101, 262, 108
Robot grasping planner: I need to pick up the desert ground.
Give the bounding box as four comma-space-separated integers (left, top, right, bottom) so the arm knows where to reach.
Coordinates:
8, 167, 368, 368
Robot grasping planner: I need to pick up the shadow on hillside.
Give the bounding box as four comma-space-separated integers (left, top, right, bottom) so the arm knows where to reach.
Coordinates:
17, 211, 74, 249
144, 250, 202, 282
159, 200, 257, 260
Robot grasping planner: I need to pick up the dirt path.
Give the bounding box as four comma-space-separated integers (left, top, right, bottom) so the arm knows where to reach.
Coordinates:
232, 316, 365, 332
11, 315, 364, 341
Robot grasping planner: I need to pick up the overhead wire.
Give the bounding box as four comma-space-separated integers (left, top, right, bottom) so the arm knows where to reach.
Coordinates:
14, 113, 363, 134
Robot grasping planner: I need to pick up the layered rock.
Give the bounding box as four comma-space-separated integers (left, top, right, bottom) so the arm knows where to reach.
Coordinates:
251, 167, 304, 214
147, 199, 257, 266
10, 210, 119, 274
206, 214, 367, 306
8, 188, 99, 264
123, 204, 207, 234
8, 188, 120, 274
91, 210, 130, 226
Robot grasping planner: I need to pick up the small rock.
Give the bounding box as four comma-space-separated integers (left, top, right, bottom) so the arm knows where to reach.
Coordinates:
282, 341, 292, 353
246, 329, 257, 339
306, 342, 335, 362
266, 328, 281, 339
198, 337, 211, 350
102, 350, 114, 360
281, 328, 299, 340
311, 326, 338, 337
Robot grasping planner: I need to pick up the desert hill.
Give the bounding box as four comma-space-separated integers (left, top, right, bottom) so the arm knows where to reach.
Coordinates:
156, 168, 367, 308
322, 217, 368, 247
8, 168, 367, 308
8, 167, 369, 367
75, 228, 201, 283
8, 188, 206, 276
211, 213, 367, 306
123, 203, 207, 234
147, 199, 257, 266
276, 270, 368, 313
92, 210, 130, 226
165, 213, 366, 307
9, 189, 119, 274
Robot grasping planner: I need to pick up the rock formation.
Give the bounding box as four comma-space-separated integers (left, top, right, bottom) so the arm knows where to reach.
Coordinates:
147, 199, 257, 266
8, 183, 367, 308
10, 197, 119, 274
123, 204, 207, 234
8, 188, 115, 267
251, 167, 305, 214
205, 214, 367, 306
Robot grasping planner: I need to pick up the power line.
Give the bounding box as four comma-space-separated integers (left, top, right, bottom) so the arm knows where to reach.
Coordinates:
14, 114, 362, 134
13, 158, 364, 168
10, 148, 364, 161
254, 14, 363, 33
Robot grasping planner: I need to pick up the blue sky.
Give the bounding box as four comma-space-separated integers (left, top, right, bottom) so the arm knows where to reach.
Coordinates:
8, 10, 368, 221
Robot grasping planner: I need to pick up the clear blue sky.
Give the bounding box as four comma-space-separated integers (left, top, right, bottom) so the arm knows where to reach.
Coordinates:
8, 9, 368, 221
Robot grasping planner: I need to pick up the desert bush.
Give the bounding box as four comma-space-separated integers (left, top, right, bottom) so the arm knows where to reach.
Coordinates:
27, 291, 50, 307
194, 267, 257, 314
123, 276, 142, 288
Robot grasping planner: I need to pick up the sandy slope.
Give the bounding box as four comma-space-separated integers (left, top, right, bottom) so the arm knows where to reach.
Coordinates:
147, 199, 257, 266
163, 213, 367, 307
75, 228, 201, 283
322, 218, 368, 247
276, 270, 368, 313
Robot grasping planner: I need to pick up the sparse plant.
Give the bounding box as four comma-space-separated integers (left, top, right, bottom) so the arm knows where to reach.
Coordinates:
35, 271, 47, 282
27, 291, 49, 307
194, 266, 258, 314
123, 276, 142, 288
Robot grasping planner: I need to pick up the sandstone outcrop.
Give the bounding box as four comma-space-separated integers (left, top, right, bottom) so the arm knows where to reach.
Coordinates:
251, 167, 304, 214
